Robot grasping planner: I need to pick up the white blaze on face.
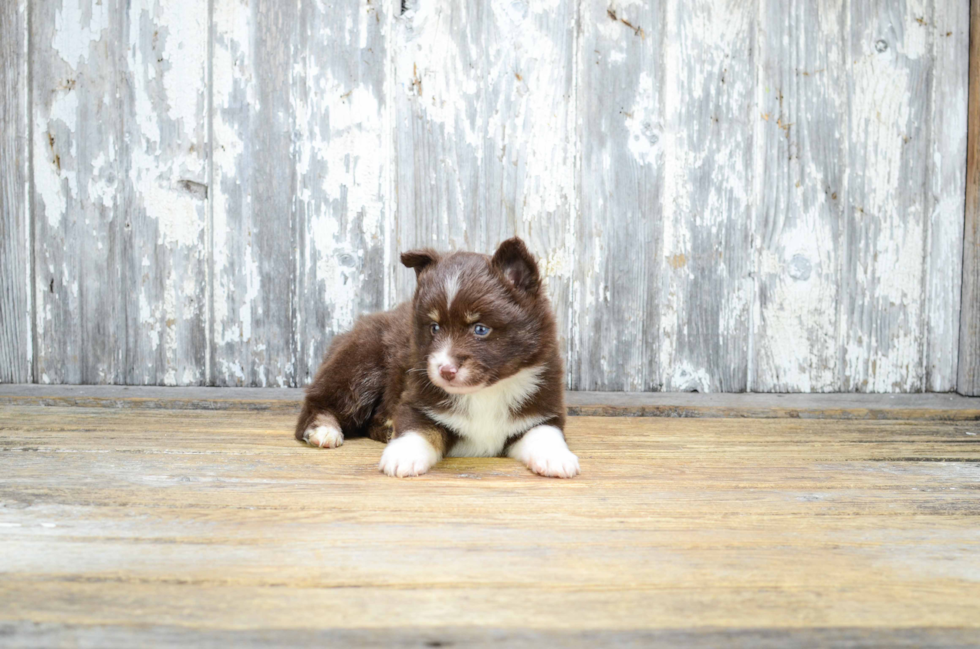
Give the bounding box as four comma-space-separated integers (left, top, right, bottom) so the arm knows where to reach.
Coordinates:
444, 272, 461, 311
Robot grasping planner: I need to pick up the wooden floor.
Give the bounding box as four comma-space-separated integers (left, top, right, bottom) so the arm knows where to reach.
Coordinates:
1, 401, 979, 647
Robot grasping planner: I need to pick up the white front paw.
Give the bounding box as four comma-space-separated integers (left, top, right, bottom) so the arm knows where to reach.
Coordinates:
378, 432, 440, 478
303, 413, 344, 448
526, 446, 580, 478
508, 425, 580, 479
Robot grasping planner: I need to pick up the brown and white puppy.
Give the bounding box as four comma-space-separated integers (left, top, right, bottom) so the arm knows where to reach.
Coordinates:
295, 237, 578, 479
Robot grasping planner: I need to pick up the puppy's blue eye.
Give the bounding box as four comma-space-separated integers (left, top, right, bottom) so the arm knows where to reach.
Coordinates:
473, 324, 491, 337
430, 323, 440, 335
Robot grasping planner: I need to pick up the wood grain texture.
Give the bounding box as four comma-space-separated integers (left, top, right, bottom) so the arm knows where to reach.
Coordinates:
4, 625, 980, 649
292, 0, 390, 384
841, 0, 936, 392
212, 0, 389, 387
0, 0, 31, 383
2, 0, 974, 392
211, 0, 298, 387
755, 0, 968, 393
926, 0, 969, 391
753, 0, 845, 392
572, 1, 662, 391
31, 0, 209, 385
1, 405, 979, 643
660, 0, 755, 392
1, 385, 979, 420
960, 0, 980, 396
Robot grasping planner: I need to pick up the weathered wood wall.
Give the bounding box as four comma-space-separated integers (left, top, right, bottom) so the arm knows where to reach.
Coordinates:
961, 0, 980, 396
0, 0, 31, 383
31, 0, 211, 386
0, 0, 972, 392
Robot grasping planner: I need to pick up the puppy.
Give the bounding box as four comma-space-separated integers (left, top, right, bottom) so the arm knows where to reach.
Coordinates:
295, 237, 579, 479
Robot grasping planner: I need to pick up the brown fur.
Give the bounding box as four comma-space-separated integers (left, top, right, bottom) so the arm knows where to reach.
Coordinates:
295, 237, 565, 456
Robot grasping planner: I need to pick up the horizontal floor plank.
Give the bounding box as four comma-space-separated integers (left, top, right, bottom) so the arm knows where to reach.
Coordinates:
2, 623, 979, 649
1, 386, 978, 420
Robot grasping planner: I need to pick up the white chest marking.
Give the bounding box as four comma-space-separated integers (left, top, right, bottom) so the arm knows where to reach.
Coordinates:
425, 365, 548, 457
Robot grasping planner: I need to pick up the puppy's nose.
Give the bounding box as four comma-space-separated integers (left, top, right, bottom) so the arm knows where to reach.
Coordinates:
439, 364, 458, 381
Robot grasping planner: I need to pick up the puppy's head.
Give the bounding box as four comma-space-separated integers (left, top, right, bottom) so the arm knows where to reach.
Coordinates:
401, 237, 549, 395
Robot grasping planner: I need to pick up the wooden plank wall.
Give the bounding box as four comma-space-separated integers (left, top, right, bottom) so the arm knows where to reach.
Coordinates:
31, 0, 210, 385
0, 0, 31, 383
961, 0, 980, 396
0, 0, 971, 393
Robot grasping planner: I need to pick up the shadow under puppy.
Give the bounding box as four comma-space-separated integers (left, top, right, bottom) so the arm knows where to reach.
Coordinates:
295, 237, 579, 479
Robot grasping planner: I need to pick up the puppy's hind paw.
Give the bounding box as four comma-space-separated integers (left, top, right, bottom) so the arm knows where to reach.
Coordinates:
303, 413, 344, 449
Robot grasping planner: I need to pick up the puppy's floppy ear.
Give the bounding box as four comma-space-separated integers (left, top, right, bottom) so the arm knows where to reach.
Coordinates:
400, 248, 439, 278
492, 237, 540, 294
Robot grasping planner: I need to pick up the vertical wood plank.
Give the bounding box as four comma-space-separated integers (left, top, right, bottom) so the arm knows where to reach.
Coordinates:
482, 0, 577, 388
925, 0, 969, 391
32, 0, 209, 385
211, 0, 298, 386
660, 0, 755, 392
0, 0, 32, 382
753, 0, 846, 392
292, 0, 390, 384
390, 0, 487, 303
212, 0, 390, 387
391, 0, 577, 381
960, 0, 980, 396
841, 0, 936, 392
572, 0, 663, 390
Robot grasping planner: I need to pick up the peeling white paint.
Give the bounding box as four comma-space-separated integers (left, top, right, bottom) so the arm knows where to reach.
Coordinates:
625, 72, 660, 165
402, 2, 482, 147
52, 0, 107, 68
901, 0, 931, 60
749, 0, 850, 392
33, 125, 67, 229
139, 292, 161, 352
668, 361, 712, 393
86, 152, 116, 208
493, 1, 574, 222
924, 0, 969, 391
851, 55, 911, 217
35, 89, 79, 228
21, 0, 969, 392
238, 239, 260, 346
211, 0, 253, 378
876, 220, 924, 306
758, 232, 839, 392
146, 183, 203, 248
295, 77, 385, 241
157, 3, 207, 131
660, 0, 754, 391
287, 4, 389, 383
